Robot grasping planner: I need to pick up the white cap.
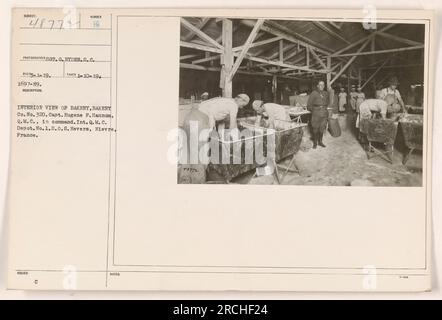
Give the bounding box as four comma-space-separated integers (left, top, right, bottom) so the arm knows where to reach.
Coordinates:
236, 93, 250, 104
252, 100, 264, 111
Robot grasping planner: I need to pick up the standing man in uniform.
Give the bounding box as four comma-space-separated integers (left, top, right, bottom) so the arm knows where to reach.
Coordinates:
307, 80, 329, 149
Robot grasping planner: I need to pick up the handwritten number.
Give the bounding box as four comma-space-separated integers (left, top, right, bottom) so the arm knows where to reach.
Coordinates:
28, 18, 39, 28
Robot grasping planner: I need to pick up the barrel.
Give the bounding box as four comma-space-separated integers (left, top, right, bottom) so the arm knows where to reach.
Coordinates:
328, 117, 341, 137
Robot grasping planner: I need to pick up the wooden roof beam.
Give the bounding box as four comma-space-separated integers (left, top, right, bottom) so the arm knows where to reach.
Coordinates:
265, 20, 334, 54
333, 45, 424, 58
330, 38, 371, 85
180, 41, 222, 54
376, 31, 424, 47
360, 58, 390, 89
240, 54, 328, 74
228, 19, 265, 81
361, 63, 423, 70
265, 43, 296, 60
183, 18, 211, 41
312, 21, 351, 44
240, 19, 332, 55
232, 36, 282, 52
283, 46, 302, 61
180, 18, 223, 49
180, 54, 199, 61
192, 55, 221, 64
330, 23, 395, 56
329, 21, 343, 29
309, 47, 327, 69
180, 62, 300, 80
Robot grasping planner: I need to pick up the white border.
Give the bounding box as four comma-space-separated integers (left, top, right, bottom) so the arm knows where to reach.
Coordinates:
0, 0, 441, 299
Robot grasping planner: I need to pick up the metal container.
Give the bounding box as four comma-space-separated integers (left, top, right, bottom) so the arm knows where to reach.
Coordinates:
359, 118, 399, 145
209, 117, 305, 182
359, 118, 399, 163
399, 114, 423, 164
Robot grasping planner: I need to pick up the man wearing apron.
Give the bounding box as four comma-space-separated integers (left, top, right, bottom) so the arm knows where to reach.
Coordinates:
307, 80, 330, 149
379, 76, 406, 114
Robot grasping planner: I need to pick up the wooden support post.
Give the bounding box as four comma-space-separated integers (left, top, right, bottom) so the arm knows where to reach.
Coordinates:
208, 52, 215, 67
358, 69, 362, 87
221, 19, 233, 97
279, 39, 284, 63
326, 56, 331, 89
272, 75, 278, 103
347, 68, 351, 105
306, 46, 310, 67
326, 56, 333, 108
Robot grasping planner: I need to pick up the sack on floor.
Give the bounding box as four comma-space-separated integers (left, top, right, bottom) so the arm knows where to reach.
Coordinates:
328, 117, 341, 137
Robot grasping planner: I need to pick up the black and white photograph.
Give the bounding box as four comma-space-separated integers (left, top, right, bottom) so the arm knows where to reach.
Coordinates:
178, 17, 426, 186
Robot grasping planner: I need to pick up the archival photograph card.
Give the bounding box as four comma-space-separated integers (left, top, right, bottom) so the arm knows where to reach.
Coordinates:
7, 8, 434, 291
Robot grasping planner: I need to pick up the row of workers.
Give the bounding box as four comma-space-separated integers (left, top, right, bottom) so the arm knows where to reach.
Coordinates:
185, 76, 407, 150
337, 76, 406, 115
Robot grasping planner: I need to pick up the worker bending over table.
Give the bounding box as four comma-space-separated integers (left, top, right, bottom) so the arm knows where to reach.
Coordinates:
198, 93, 250, 131
356, 99, 388, 128
252, 100, 291, 129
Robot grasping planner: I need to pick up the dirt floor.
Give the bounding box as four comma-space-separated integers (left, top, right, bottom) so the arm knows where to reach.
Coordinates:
225, 114, 423, 186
